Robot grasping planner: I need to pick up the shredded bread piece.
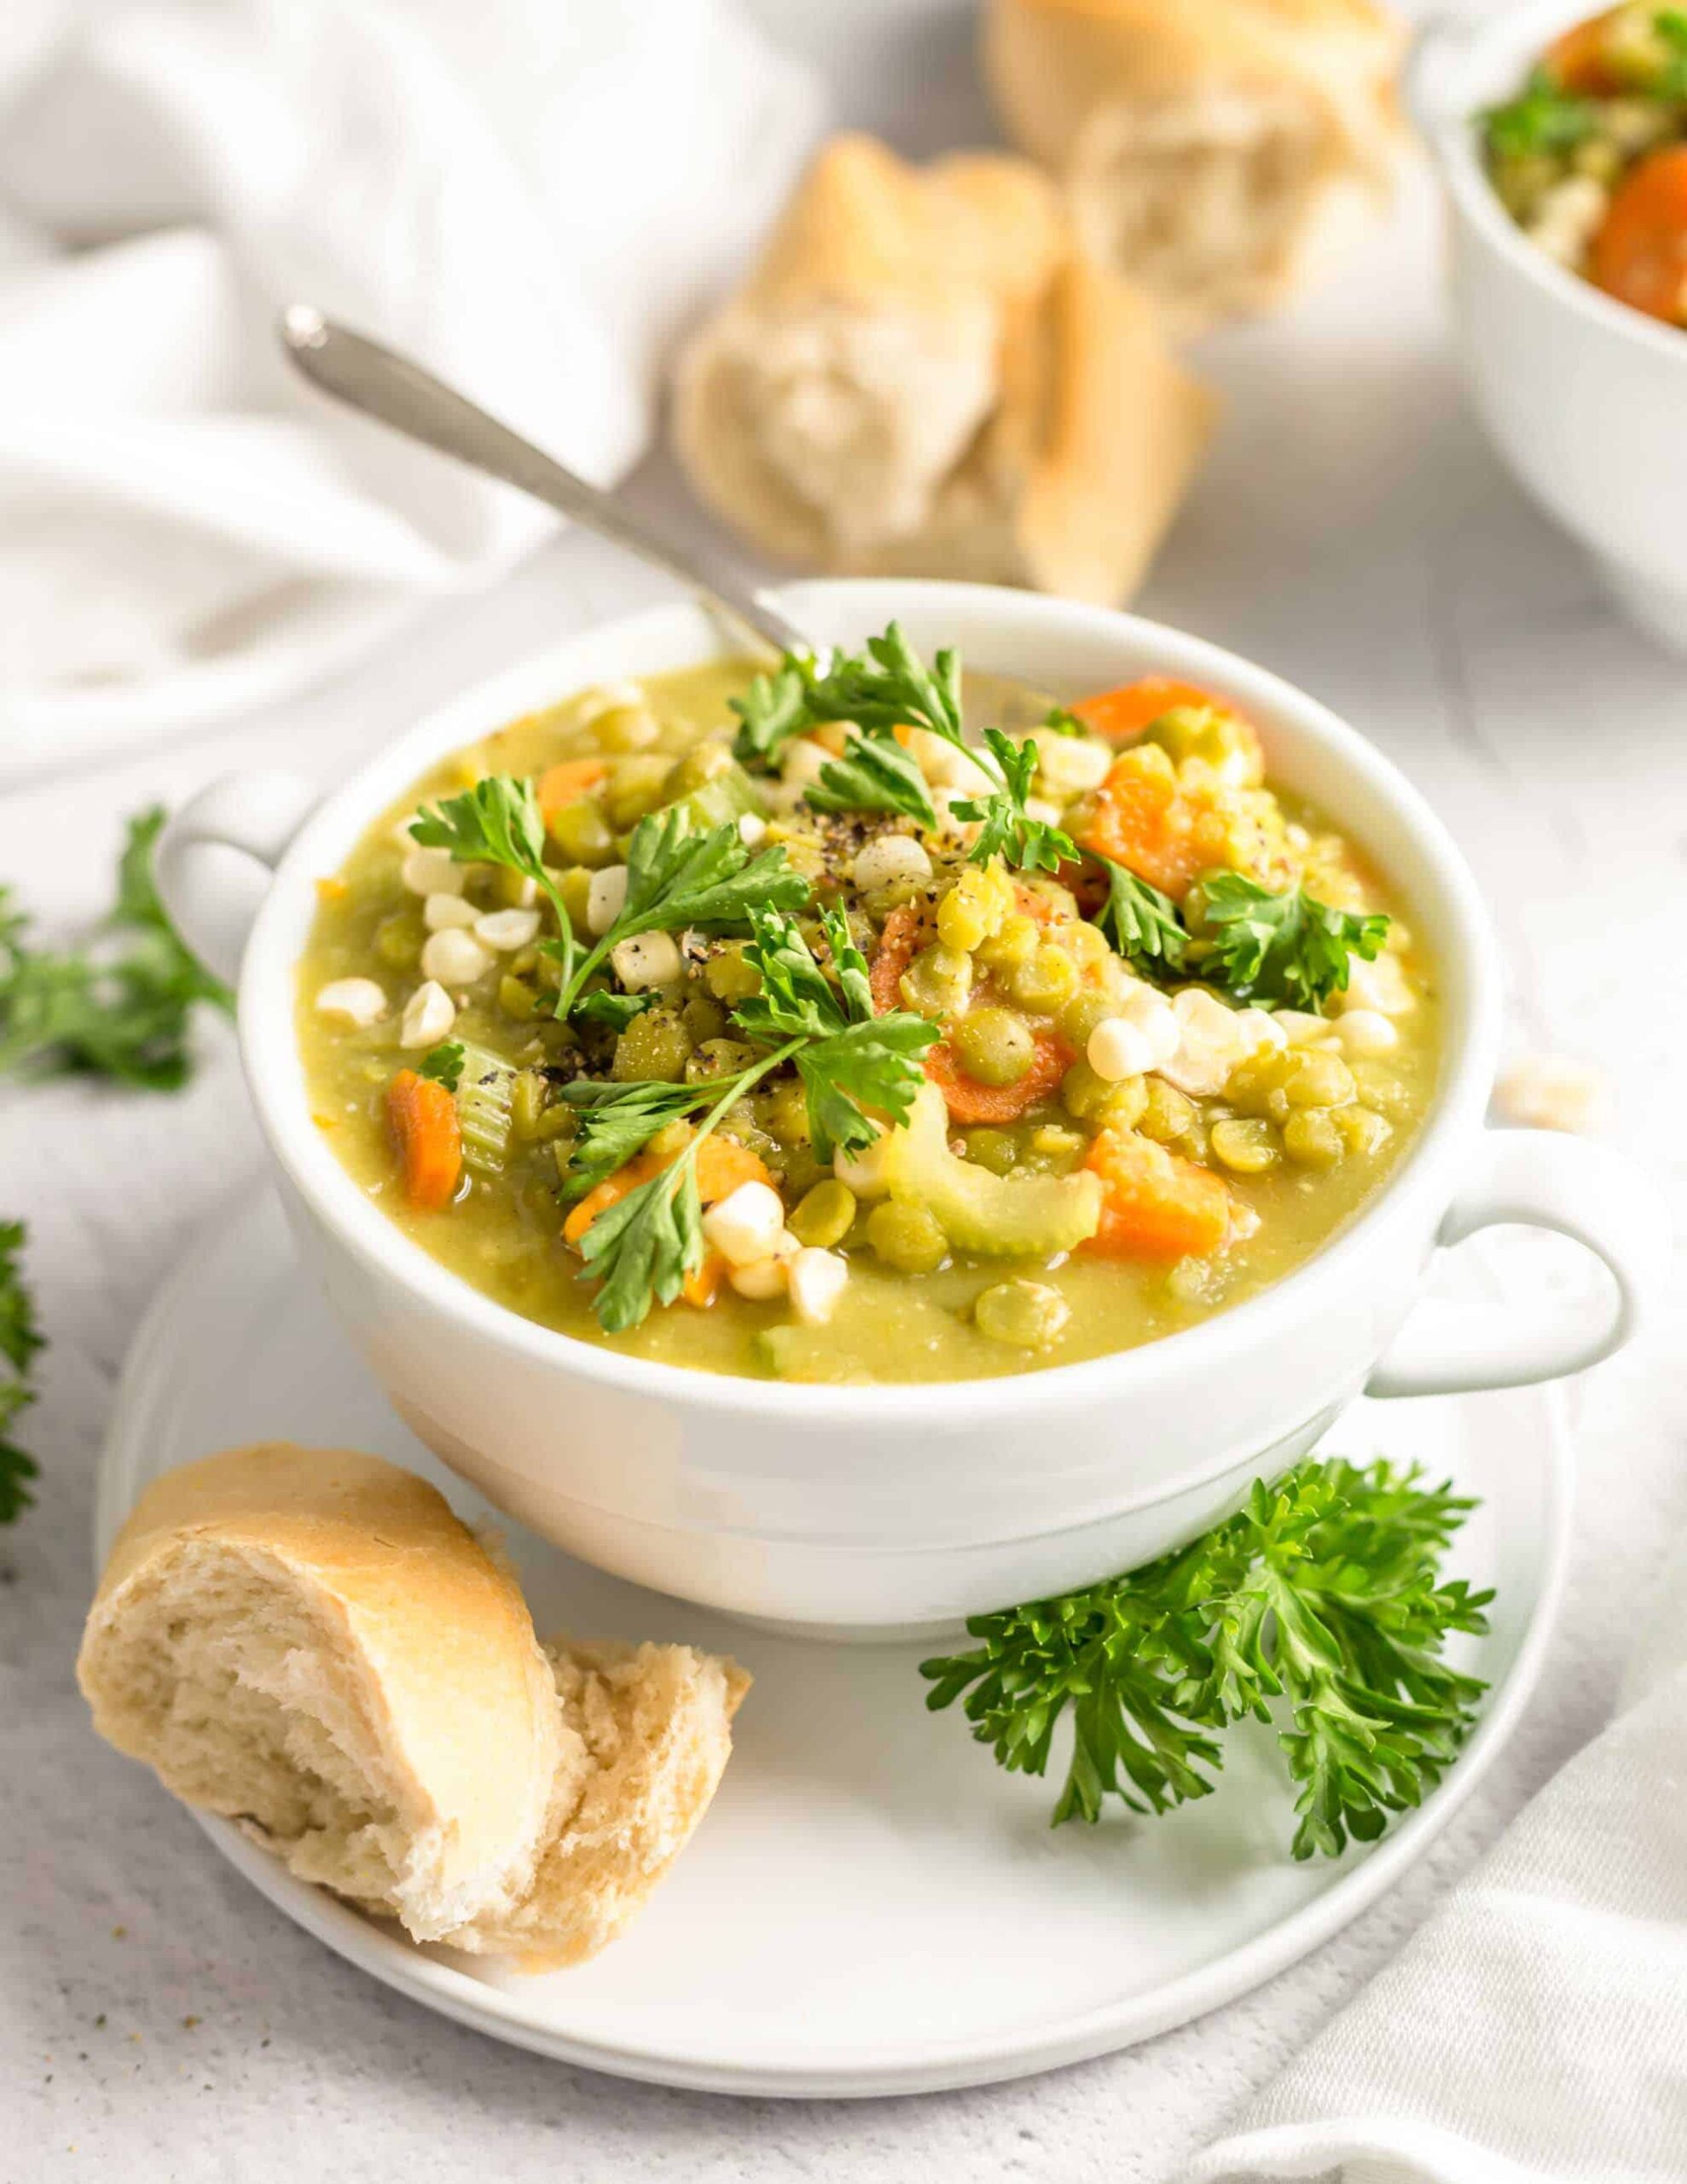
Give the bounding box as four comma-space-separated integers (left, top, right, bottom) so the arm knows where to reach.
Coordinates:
983, 0, 1403, 330
78, 1446, 746, 1966
673, 134, 1212, 603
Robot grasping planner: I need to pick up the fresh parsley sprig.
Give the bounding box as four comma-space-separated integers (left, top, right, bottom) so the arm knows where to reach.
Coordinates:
410, 780, 809, 1022
556, 806, 808, 1019
1199, 873, 1389, 1013
1483, 67, 1596, 159
1095, 858, 1189, 975
807, 735, 937, 828
556, 904, 936, 1327
566, 1047, 800, 1331
418, 1042, 465, 1093
922, 1458, 1491, 1861
950, 728, 1077, 874
733, 624, 1076, 873
410, 776, 580, 994
733, 906, 937, 1159
0, 1221, 42, 1524
0, 809, 233, 1091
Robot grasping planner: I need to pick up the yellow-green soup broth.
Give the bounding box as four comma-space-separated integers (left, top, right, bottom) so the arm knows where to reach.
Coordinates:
297, 649, 1439, 1384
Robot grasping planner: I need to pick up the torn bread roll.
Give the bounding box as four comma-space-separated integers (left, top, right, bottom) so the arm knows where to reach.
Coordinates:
983, 0, 1405, 330
77, 1444, 747, 1966
672, 134, 1212, 604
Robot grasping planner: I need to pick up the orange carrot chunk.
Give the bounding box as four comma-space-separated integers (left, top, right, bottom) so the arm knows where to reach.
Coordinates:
869, 902, 925, 1015
536, 757, 610, 822
1591, 146, 1687, 324
386, 1070, 462, 1212
1545, 9, 1621, 92
923, 1029, 1072, 1126
1081, 1130, 1232, 1261
1078, 747, 1208, 896
563, 1136, 773, 1252
693, 1135, 774, 1204
1071, 677, 1233, 746
681, 1252, 728, 1309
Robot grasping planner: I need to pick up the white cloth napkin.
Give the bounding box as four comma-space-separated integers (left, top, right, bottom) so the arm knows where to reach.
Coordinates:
1186, 1601, 1687, 2183
0, 0, 820, 783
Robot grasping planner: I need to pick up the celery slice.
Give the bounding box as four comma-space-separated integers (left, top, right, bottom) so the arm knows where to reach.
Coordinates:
453, 1041, 516, 1176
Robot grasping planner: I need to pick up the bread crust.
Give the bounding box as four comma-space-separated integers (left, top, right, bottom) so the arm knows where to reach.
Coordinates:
78, 1444, 565, 1936
78, 1444, 747, 1964
983, 0, 1404, 326
672, 133, 1211, 604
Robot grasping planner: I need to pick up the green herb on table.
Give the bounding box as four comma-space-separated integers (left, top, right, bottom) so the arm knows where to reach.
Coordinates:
556, 907, 936, 1330
1483, 69, 1597, 160
1094, 859, 1190, 976
733, 624, 1079, 874
1198, 873, 1389, 1013
921, 1457, 1490, 1861
0, 1221, 43, 1524
0, 808, 232, 1091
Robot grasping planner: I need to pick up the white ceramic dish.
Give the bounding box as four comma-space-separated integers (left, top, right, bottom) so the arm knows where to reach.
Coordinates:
155, 578, 1666, 1635
98, 1184, 1571, 2097
1411, 1, 1687, 650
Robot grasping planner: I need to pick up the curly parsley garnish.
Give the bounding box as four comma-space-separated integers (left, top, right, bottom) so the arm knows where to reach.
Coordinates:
1483, 68, 1596, 160
409, 775, 581, 994
556, 904, 935, 1330
410, 781, 806, 1021
1094, 858, 1189, 976
733, 906, 937, 1160
733, 624, 1078, 874
1199, 873, 1389, 1013
922, 1458, 1491, 1861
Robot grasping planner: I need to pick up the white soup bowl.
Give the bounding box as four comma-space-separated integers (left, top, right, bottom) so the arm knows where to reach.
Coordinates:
1412, 0, 1687, 649
157, 579, 1667, 1636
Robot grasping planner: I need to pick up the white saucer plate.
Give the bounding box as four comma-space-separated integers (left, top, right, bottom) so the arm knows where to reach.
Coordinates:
97, 1188, 1572, 2098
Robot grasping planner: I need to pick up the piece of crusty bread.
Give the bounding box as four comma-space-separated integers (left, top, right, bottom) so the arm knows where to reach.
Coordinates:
672, 134, 1212, 604
983, 0, 1405, 330
77, 1445, 747, 1966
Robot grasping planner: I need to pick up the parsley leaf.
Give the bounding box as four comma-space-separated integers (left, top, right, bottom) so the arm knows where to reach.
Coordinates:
419, 1042, 465, 1093
922, 1456, 1490, 1860
733, 906, 937, 1160
1095, 858, 1189, 975
1200, 872, 1389, 1012
0, 1221, 43, 1524
572, 989, 657, 1031
730, 659, 817, 770
797, 623, 965, 742
554, 1079, 710, 1202
733, 624, 1076, 874
577, 1154, 706, 1333
808, 735, 937, 827
0, 809, 232, 1091
556, 807, 809, 1019
410, 775, 579, 992
952, 729, 1078, 874
1483, 68, 1596, 159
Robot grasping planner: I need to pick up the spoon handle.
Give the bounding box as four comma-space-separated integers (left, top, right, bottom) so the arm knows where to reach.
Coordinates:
278, 306, 811, 660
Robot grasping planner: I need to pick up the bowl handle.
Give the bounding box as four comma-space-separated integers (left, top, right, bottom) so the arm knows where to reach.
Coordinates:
1366, 1130, 1671, 1397
154, 772, 319, 989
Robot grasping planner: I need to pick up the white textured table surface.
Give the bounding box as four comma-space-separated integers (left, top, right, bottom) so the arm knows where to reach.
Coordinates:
6, 4, 1687, 2177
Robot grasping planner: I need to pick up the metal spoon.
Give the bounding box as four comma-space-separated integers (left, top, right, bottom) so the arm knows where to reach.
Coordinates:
277, 306, 810, 659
